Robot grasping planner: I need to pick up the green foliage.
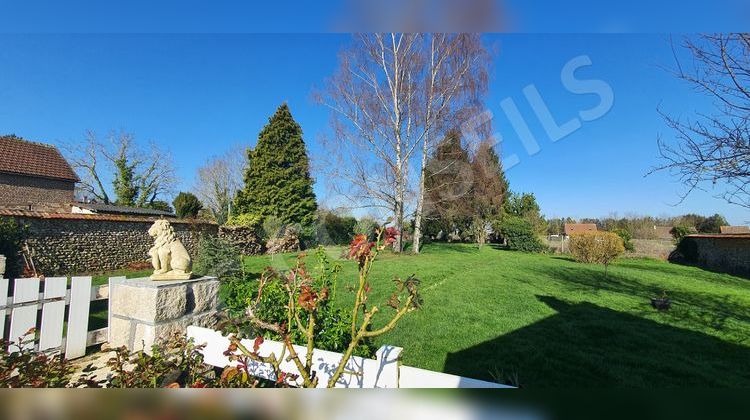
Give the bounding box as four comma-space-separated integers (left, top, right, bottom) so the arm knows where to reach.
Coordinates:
107, 333, 259, 388
497, 216, 547, 253
612, 228, 635, 251
225, 213, 263, 228
354, 216, 379, 241
173, 192, 203, 219
222, 248, 375, 357
504, 192, 548, 236
193, 236, 242, 279
316, 210, 357, 245
696, 213, 728, 233
113, 155, 138, 206
423, 132, 508, 245
234, 104, 318, 226
670, 226, 693, 244
0, 217, 27, 278
146, 200, 173, 213
424, 130, 473, 235
0, 330, 82, 387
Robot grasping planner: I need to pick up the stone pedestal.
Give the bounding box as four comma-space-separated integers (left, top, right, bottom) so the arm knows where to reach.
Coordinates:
109, 276, 220, 353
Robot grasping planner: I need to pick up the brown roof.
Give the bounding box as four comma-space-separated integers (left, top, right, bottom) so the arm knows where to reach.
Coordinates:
0, 135, 79, 182
687, 233, 750, 239
0, 209, 215, 225
565, 223, 597, 235
720, 226, 750, 234
653, 226, 673, 239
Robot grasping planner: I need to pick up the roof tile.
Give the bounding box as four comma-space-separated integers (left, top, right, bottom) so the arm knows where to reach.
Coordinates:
0, 135, 79, 182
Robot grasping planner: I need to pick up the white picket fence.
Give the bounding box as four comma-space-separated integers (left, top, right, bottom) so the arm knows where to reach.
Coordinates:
188, 326, 509, 388
0, 276, 112, 358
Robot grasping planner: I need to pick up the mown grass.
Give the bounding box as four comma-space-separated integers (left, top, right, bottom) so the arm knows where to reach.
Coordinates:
241, 243, 750, 387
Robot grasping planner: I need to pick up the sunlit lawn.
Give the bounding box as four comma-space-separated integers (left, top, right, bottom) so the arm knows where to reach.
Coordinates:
242, 243, 750, 387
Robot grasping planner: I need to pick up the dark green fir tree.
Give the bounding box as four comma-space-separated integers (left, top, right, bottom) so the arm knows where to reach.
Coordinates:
234, 103, 317, 226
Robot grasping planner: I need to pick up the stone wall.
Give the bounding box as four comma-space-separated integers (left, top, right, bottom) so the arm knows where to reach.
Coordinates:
0, 173, 75, 212
4, 212, 217, 275
683, 234, 750, 278
218, 225, 265, 255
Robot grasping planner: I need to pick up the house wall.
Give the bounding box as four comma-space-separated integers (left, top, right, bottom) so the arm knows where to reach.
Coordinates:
0, 173, 75, 212
5, 214, 218, 275
686, 235, 750, 278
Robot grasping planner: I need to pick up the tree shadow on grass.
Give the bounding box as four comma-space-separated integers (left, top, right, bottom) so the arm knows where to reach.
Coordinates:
521, 263, 750, 335
443, 296, 750, 387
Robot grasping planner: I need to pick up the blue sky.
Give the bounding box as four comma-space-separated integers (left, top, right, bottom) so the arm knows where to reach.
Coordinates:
0, 34, 747, 224
0, 1, 747, 33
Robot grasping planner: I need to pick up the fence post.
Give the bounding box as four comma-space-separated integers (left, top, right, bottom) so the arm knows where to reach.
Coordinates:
0, 278, 7, 339
373, 345, 403, 388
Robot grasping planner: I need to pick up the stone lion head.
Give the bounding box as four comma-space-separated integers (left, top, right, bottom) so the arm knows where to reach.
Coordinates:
148, 219, 176, 247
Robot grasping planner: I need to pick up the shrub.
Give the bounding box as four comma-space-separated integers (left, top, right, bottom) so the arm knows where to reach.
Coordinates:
696, 213, 728, 233
612, 228, 635, 252
0, 216, 27, 278
0, 329, 101, 388
105, 333, 246, 388
569, 231, 625, 276
496, 216, 546, 253
173, 192, 203, 219
226, 228, 420, 387
354, 216, 379, 241
193, 235, 242, 279
670, 226, 693, 244
316, 211, 356, 245
226, 213, 263, 229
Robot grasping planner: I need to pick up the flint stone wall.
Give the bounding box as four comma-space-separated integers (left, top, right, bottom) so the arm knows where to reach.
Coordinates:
5, 213, 218, 275
681, 234, 750, 278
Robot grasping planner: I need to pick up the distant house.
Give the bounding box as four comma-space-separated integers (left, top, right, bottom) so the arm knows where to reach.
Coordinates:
720, 226, 750, 234
564, 223, 597, 236
72, 202, 174, 218
0, 135, 79, 212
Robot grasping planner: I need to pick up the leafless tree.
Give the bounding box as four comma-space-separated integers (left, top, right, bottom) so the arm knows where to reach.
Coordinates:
193, 146, 246, 224
63, 130, 177, 206
317, 33, 489, 252
63, 131, 111, 203
651, 33, 750, 210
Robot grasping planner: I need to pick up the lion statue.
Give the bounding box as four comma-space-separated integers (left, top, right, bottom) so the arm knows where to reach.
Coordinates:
147, 219, 193, 280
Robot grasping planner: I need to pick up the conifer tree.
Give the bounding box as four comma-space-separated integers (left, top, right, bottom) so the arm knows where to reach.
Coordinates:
235, 104, 317, 226
423, 130, 473, 237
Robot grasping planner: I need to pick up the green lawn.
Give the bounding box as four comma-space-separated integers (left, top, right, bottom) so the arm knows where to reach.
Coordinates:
241, 243, 750, 387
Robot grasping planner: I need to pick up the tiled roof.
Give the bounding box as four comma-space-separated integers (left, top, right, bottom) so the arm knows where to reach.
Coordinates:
0, 209, 216, 225
0, 135, 79, 182
564, 223, 597, 235
720, 226, 750, 234
687, 233, 750, 239
74, 202, 174, 217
